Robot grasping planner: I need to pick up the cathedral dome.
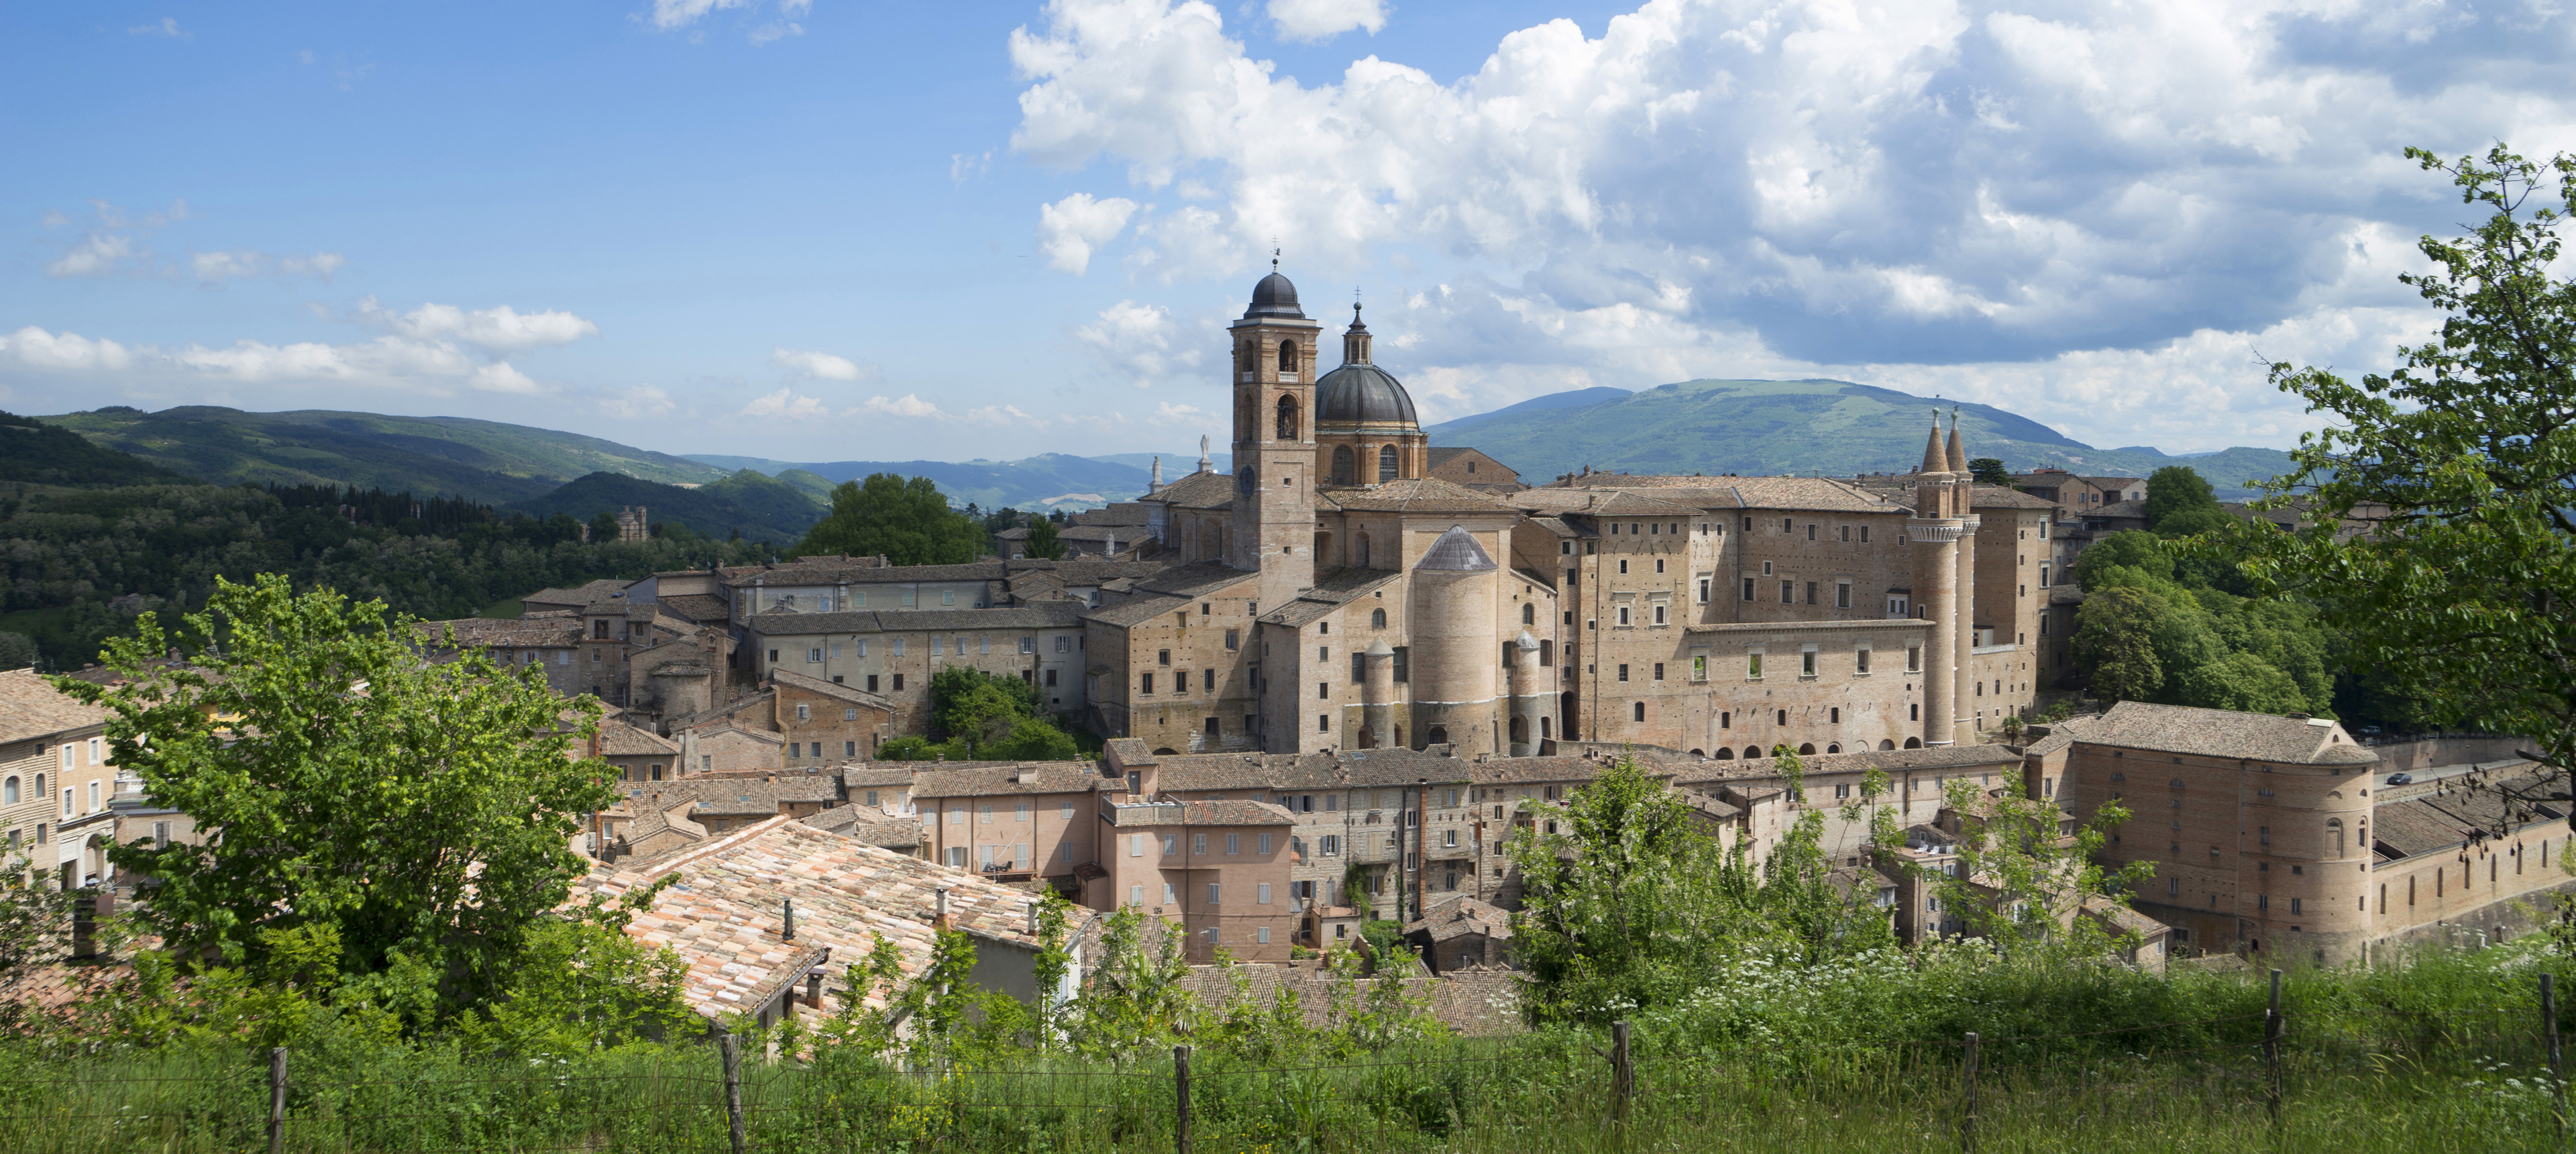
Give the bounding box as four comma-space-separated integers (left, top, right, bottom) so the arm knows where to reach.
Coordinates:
1315, 363, 1419, 426
1244, 271, 1307, 319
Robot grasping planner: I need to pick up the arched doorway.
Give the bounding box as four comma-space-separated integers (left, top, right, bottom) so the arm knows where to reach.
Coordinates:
1427, 726, 1449, 746
1826, 743, 1841, 753
1878, 739, 1896, 751
1509, 716, 1527, 745
1797, 743, 1816, 755
1713, 748, 1735, 759
1358, 727, 1377, 749
1903, 737, 1923, 749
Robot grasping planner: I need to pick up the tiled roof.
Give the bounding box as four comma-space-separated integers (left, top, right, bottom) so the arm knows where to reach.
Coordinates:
1672, 743, 2021, 787
418, 617, 582, 648
1146, 471, 1237, 510
2091, 499, 2150, 520
2372, 763, 2563, 859
1105, 798, 1297, 826
0, 668, 111, 743
726, 562, 1007, 588
1542, 474, 1904, 514
573, 817, 1046, 1020
671, 692, 776, 733
1069, 503, 1152, 527
909, 763, 1112, 798
840, 764, 920, 787
1326, 476, 1514, 513
1507, 489, 1701, 517
746, 602, 1087, 637
801, 804, 926, 848
1970, 484, 2059, 510
656, 594, 733, 623
1155, 747, 1481, 792
2070, 700, 2375, 766
1407, 896, 1512, 943
1131, 561, 1257, 598
597, 722, 682, 757
700, 724, 784, 748
767, 668, 897, 713
1085, 592, 1194, 628
523, 579, 633, 607
1256, 567, 1399, 627
1006, 558, 1173, 585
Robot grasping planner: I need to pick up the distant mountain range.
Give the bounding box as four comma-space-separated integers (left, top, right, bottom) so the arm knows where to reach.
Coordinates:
38, 406, 727, 506
1422, 379, 2298, 501
30, 380, 2302, 532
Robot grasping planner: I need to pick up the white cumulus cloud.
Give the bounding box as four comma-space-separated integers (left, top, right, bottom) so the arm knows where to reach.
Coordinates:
599, 384, 679, 419
352, 296, 598, 356
857, 393, 945, 418
189, 250, 346, 284
1076, 299, 1200, 384
1006, 0, 2576, 452
0, 327, 135, 372
740, 388, 834, 418
772, 346, 870, 380
1036, 193, 1138, 274
1267, 0, 1385, 42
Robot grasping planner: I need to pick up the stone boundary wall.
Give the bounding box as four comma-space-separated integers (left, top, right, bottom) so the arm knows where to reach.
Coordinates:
1175, 964, 1525, 1037
2368, 735, 2530, 776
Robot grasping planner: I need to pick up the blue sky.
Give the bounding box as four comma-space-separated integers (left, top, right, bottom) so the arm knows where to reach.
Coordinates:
4, 0, 2572, 464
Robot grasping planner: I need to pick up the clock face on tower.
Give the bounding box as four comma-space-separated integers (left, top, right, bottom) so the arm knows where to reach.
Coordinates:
1237, 466, 1258, 496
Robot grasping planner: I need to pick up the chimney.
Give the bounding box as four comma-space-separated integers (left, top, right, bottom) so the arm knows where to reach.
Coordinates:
782, 897, 796, 942
804, 967, 824, 1008
1025, 900, 1039, 936
934, 887, 951, 927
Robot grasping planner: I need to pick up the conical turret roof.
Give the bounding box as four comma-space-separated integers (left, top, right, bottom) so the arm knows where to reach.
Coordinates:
1414, 525, 1497, 572
1919, 418, 1949, 474
1945, 415, 1968, 474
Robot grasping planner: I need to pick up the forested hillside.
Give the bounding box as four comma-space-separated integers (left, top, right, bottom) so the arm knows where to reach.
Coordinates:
0, 482, 767, 671
37, 406, 728, 505
506, 468, 823, 543
1424, 380, 2300, 500
0, 411, 193, 488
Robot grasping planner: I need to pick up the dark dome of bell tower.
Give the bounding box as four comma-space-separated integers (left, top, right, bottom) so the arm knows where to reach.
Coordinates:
1244, 266, 1307, 320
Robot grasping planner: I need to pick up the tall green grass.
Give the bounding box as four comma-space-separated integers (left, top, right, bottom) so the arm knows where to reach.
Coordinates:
7, 941, 2570, 1153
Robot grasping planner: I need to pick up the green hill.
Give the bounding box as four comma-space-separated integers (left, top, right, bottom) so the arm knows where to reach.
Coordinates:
684, 452, 1157, 511
0, 410, 191, 488
1425, 379, 2300, 500
40, 406, 729, 505
506, 469, 823, 545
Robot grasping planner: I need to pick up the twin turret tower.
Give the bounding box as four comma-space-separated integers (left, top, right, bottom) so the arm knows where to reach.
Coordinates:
1909, 411, 1980, 746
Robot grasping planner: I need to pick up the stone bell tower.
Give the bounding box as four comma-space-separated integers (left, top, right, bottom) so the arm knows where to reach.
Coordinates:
1229, 259, 1322, 609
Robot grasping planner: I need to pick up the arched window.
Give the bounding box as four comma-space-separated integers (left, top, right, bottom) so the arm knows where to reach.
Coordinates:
1276, 395, 1299, 440
1878, 739, 1896, 751
1904, 737, 1923, 749
1522, 602, 1536, 625
1427, 726, 1448, 746
2328, 818, 2345, 859
1332, 445, 1355, 484
1713, 748, 1734, 760
1279, 340, 1300, 374
1371, 608, 1387, 629
1378, 443, 1399, 481
1, 776, 14, 804
1827, 743, 1842, 753
1743, 746, 1764, 759
1797, 743, 1817, 755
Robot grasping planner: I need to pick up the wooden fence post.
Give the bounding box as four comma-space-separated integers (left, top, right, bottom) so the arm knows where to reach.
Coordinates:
2264, 968, 2284, 1124
1961, 1032, 1979, 1154
268, 1047, 286, 1154
1174, 1044, 1192, 1154
1612, 1020, 1633, 1135
2546, 972, 2567, 1137
720, 1033, 748, 1154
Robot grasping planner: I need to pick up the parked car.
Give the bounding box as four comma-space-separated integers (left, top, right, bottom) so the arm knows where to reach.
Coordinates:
2359, 725, 2384, 737
2384, 773, 2413, 786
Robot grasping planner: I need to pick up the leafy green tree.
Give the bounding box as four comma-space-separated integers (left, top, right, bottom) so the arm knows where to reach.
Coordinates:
2071, 586, 2173, 702
588, 511, 622, 543
1968, 457, 2014, 487
794, 474, 987, 565
1750, 747, 1901, 964
56, 574, 619, 1014
2070, 529, 2176, 590
1024, 516, 1067, 560
2231, 144, 2576, 776
928, 664, 1080, 759
2141, 466, 2219, 531
1931, 778, 2155, 961
0, 631, 34, 671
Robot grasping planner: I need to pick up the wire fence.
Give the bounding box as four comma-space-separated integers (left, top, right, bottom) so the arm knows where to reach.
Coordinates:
6, 970, 2573, 1153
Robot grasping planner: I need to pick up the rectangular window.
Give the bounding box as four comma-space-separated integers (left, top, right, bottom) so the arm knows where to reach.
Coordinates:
1856, 648, 1872, 674
1748, 653, 1763, 678
980, 804, 994, 825
1835, 582, 1851, 609
1142, 674, 1155, 694
1693, 655, 1707, 681
1163, 834, 1178, 855
1256, 882, 1273, 905
1258, 926, 1271, 944
1226, 833, 1240, 855
1781, 580, 1794, 602
1016, 801, 1030, 823
1130, 834, 1144, 857
1653, 605, 1667, 625
1652, 662, 1664, 680
892, 638, 906, 655
796, 703, 810, 721
1617, 664, 1629, 682
1207, 882, 1221, 905
1617, 607, 1631, 626
930, 637, 943, 656
1806, 523, 1816, 540
1805, 581, 1817, 605
1193, 833, 1208, 855
1802, 650, 1817, 676
1859, 525, 1870, 543
866, 675, 880, 692
1698, 578, 1709, 602
1258, 833, 1272, 854
1742, 577, 1756, 600
1907, 647, 1921, 672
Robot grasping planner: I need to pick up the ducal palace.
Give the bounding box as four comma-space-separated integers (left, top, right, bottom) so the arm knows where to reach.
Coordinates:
1081, 266, 2055, 760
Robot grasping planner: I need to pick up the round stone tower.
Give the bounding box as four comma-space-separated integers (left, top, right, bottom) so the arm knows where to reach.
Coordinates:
1406, 525, 1501, 754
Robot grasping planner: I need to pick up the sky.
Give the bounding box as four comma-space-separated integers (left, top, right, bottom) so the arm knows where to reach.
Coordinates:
3, 0, 2572, 464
